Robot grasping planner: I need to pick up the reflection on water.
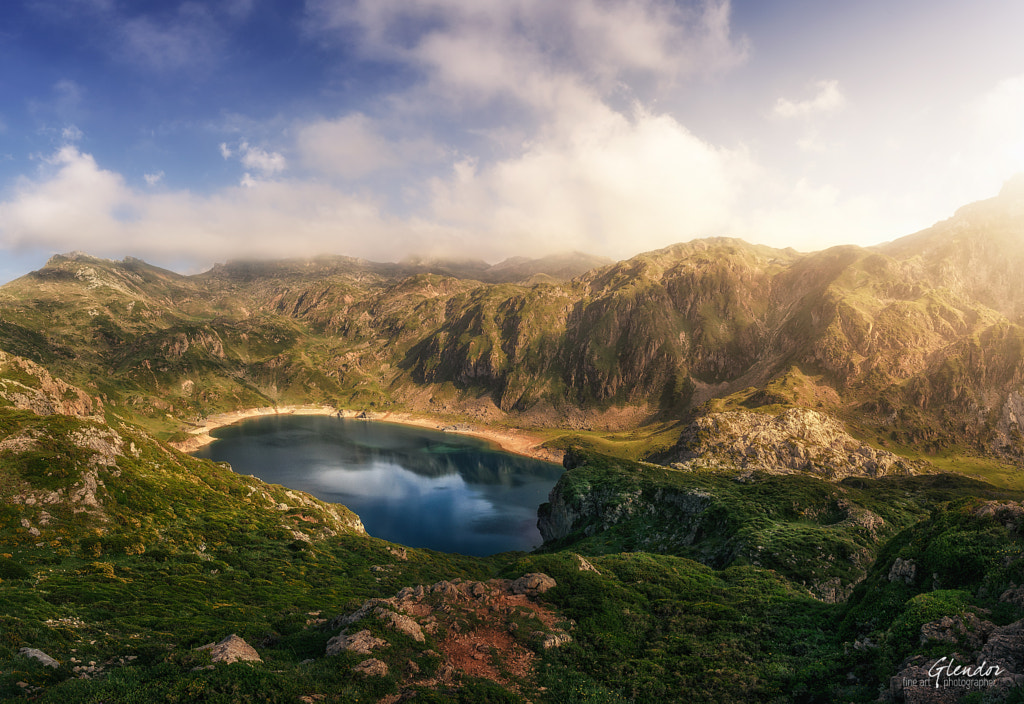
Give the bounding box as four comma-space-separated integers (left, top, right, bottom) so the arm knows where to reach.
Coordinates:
193, 416, 564, 555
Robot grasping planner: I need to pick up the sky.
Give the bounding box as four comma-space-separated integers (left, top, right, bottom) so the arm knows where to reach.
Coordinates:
1, 0, 1023, 283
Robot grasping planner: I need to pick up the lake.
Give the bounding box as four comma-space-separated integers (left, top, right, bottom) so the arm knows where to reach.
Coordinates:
192, 415, 564, 556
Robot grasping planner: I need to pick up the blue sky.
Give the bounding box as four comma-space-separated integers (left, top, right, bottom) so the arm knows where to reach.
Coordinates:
1, 0, 1023, 282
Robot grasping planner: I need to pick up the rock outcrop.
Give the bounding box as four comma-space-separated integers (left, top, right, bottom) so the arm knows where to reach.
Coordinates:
0, 352, 101, 418
672, 408, 921, 480
538, 475, 712, 546
889, 557, 918, 585
325, 574, 571, 694
195, 634, 262, 664
885, 616, 1024, 702
353, 658, 388, 677
509, 573, 557, 597
326, 630, 387, 656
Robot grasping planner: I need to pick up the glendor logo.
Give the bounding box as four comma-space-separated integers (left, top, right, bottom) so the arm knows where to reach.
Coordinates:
927, 656, 1003, 689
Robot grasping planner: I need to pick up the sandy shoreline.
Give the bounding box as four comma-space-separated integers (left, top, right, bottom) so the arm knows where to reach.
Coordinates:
169, 405, 564, 464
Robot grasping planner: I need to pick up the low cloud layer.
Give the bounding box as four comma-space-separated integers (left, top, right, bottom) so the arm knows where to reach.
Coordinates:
2, 1, 1023, 274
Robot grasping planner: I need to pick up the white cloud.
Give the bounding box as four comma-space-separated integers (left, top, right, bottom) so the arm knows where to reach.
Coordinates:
296, 113, 441, 179
297, 114, 399, 179
0, 147, 129, 250
0, 145, 408, 262
307, 0, 748, 115
61, 125, 84, 142
971, 74, 1024, 178
239, 142, 287, 176
426, 106, 754, 258
736, 179, 890, 252
0, 133, 752, 267
219, 140, 287, 182
773, 80, 846, 119
5, 1, 903, 267
291, 0, 754, 258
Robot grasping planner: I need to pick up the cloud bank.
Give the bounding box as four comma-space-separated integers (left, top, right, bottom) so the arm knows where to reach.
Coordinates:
4, 0, 1016, 271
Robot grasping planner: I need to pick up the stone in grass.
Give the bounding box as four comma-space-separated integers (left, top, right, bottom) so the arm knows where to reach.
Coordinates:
19, 648, 59, 668
372, 607, 425, 642
353, 658, 388, 677
195, 634, 262, 664
326, 629, 388, 656
509, 573, 557, 597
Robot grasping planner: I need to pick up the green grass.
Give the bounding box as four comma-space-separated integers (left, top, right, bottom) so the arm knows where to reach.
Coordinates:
539, 422, 684, 462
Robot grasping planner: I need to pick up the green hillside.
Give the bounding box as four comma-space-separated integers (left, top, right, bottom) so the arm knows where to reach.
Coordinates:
4, 187, 1024, 701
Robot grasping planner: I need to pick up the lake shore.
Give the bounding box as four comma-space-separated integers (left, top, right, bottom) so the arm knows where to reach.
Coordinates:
169, 405, 564, 464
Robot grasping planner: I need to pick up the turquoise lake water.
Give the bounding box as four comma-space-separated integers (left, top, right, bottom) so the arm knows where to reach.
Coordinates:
193, 415, 564, 556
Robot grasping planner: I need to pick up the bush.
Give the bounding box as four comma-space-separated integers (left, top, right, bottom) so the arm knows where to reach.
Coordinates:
0, 558, 29, 580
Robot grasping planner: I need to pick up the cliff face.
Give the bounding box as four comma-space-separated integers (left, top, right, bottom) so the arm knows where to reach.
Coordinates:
0, 351, 102, 418
537, 473, 712, 546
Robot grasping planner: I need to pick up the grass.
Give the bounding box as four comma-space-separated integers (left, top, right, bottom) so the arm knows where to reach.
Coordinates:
3, 402, 1024, 701
5, 250, 1024, 700
539, 422, 684, 462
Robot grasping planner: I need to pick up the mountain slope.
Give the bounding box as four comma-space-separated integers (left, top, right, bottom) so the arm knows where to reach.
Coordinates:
4, 185, 1024, 466
6, 187, 1024, 700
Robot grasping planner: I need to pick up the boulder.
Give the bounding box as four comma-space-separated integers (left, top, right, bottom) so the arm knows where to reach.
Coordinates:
373, 607, 425, 642
326, 629, 388, 656
18, 648, 59, 668
509, 573, 557, 597
196, 634, 262, 664
980, 618, 1024, 673
888, 558, 917, 585
353, 658, 388, 677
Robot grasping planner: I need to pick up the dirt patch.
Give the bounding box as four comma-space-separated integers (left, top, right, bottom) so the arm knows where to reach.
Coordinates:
440, 625, 533, 686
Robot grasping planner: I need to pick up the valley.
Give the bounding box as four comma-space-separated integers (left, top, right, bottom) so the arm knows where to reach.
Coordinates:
4, 183, 1024, 701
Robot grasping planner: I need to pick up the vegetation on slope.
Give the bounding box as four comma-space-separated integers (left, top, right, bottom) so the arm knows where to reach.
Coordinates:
5, 187, 1024, 700
5, 185, 1024, 464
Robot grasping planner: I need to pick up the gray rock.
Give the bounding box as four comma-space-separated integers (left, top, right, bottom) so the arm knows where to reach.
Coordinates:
889, 557, 917, 585
372, 607, 425, 642
18, 648, 59, 668
673, 408, 920, 480
326, 629, 388, 656
541, 632, 572, 649
1000, 583, 1024, 607
919, 613, 995, 649
980, 618, 1024, 673
353, 658, 388, 677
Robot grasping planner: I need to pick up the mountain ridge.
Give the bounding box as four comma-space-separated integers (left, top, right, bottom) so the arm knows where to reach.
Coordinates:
5, 184, 1024, 467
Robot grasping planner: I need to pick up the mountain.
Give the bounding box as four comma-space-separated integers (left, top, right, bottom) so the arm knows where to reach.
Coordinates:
7, 184, 1024, 465
5, 185, 1024, 701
